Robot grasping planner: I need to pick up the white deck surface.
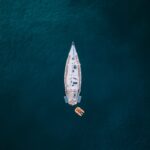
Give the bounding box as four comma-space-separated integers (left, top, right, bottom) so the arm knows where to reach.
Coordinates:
64, 42, 81, 105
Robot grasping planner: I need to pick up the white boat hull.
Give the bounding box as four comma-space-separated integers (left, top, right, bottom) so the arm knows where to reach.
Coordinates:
64, 42, 82, 106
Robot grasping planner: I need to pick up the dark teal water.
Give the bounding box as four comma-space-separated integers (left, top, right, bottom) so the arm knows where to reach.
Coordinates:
0, 0, 150, 150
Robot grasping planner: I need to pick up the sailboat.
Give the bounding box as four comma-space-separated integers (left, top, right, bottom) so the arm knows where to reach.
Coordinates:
64, 42, 84, 116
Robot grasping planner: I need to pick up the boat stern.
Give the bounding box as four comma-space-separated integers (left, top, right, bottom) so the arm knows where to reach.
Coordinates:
64, 95, 81, 106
